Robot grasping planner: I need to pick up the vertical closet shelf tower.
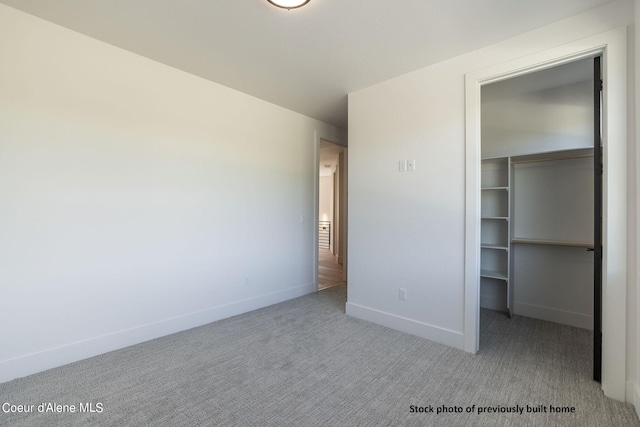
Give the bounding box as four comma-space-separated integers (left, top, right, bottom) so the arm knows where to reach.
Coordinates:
480, 157, 513, 317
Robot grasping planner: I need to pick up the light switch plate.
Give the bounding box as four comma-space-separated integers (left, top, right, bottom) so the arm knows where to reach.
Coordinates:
407, 159, 416, 172
399, 160, 407, 172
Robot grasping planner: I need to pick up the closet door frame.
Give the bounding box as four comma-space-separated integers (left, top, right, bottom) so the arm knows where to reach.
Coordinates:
464, 27, 627, 401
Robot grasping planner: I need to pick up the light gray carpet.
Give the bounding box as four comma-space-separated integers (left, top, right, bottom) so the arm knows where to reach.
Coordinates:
1, 284, 638, 426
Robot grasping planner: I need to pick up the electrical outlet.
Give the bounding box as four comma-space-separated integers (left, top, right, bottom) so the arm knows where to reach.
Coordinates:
399, 288, 407, 301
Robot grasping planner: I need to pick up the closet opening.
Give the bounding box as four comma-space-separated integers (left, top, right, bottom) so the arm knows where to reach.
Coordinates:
478, 56, 602, 381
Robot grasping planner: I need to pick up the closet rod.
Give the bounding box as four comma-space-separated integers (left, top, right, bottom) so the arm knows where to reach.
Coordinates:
511, 153, 593, 165
511, 238, 593, 248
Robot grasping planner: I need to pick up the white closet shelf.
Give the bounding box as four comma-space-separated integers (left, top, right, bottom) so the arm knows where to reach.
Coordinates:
481, 216, 509, 220
511, 148, 594, 164
480, 269, 508, 281
481, 186, 508, 191
511, 238, 593, 248
481, 243, 509, 250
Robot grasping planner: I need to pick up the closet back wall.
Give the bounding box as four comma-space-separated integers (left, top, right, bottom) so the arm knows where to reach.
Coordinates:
511, 156, 594, 328
482, 80, 593, 158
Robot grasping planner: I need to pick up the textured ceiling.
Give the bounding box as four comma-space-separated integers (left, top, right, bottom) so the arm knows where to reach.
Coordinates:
0, 0, 614, 129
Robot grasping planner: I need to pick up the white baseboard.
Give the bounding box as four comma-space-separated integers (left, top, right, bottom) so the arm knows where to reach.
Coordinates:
0, 283, 315, 384
514, 301, 592, 330
628, 381, 640, 418
345, 302, 464, 350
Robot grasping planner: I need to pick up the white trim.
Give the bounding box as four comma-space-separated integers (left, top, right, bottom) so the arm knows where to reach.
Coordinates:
630, 381, 640, 419
346, 302, 465, 350
0, 282, 316, 384
313, 131, 320, 291
514, 302, 593, 330
464, 27, 627, 401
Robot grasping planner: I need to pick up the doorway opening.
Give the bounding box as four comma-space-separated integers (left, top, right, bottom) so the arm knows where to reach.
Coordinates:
318, 139, 347, 291
478, 57, 602, 380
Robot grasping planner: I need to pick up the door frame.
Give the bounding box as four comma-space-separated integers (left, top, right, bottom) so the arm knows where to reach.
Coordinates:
314, 134, 348, 291
464, 27, 627, 401
593, 55, 603, 383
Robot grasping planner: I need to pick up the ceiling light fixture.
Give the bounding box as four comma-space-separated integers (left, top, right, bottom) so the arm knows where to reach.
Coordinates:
267, 0, 310, 10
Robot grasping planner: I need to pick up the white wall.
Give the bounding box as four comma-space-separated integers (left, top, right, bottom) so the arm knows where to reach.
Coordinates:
513, 244, 594, 328
319, 175, 334, 224
319, 174, 334, 252
482, 80, 593, 158
0, 4, 344, 382
348, 0, 635, 394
